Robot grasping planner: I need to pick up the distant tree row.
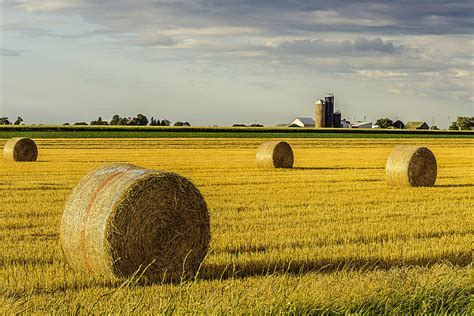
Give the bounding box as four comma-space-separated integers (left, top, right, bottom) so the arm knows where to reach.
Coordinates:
375, 118, 395, 129
448, 117, 473, 130
232, 123, 264, 127
77, 114, 190, 127
374, 118, 435, 130
0, 117, 23, 125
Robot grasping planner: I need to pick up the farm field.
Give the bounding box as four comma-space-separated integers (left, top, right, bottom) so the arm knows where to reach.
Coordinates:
0, 137, 473, 314
0, 125, 473, 139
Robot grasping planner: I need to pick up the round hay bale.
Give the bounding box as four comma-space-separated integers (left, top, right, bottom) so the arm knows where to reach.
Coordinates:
256, 141, 294, 169
60, 164, 210, 280
3, 137, 38, 162
385, 146, 437, 187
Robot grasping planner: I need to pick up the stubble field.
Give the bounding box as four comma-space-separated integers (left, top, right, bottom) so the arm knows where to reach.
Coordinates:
0, 137, 472, 314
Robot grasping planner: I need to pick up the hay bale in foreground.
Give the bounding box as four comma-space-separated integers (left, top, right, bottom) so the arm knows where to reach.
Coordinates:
3, 137, 38, 161
256, 141, 294, 169
385, 146, 437, 187
60, 164, 210, 280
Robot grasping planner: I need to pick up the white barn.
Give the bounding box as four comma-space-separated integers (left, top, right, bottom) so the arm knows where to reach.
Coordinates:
351, 122, 373, 129
289, 117, 315, 128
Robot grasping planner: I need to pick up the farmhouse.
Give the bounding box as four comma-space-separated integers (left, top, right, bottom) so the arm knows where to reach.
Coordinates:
288, 117, 315, 128
405, 121, 429, 130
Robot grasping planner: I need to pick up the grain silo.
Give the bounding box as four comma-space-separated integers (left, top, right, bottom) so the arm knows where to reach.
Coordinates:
315, 99, 325, 128
333, 111, 342, 128
324, 94, 334, 127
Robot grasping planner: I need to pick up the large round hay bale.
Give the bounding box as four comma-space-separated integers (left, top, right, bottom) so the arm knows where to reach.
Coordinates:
60, 164, 210, 280
256, 141, 294, 169
3, 137, 38, 161
385, 146, 437, 187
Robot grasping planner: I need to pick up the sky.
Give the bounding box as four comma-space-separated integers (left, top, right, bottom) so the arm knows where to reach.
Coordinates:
1, 1, 473, 128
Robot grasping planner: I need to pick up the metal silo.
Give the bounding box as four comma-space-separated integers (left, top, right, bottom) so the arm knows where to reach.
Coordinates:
324, 94, 334, 127
315, 99, 325, 128
333, 110, 342, 128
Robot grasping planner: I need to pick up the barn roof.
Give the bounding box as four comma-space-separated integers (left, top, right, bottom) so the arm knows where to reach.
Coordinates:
405, 121, 429, 129
352, 121, 373, 128
294, 117, 315, 125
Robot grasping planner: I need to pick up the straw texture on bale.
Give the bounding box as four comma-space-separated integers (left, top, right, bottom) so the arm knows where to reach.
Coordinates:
256, 141, 294, 169
60, 164, 210, 280
385, 146, 437, 187
3, 137, 38, 162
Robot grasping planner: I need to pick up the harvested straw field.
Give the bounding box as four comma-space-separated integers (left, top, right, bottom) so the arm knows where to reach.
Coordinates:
0, 137, 472, 314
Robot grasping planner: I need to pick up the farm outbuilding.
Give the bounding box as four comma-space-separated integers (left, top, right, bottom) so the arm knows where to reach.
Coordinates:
405, 121, 429, 130
392, 120, 405, 129
351, 122, 373, 129
288, 117, 315, 128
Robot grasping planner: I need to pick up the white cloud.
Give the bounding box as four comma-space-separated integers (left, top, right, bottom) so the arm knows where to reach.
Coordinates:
126, 33, 177, 47
14, 0, 83, 12
271, 37, 406, 56
356, 70, 408, 78
0, 48, 29, 56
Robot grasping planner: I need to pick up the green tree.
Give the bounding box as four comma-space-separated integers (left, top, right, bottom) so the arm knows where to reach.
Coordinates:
375, 118, 393, 128
14, 117, 23, 125
0, 117, 11, 125
149, 117, 159, 126
456, 116, 473, 130
91, 117, 109, 125
448, 117, 473, 130
133, 114, 148, 126
110, 115, 121, 125
161, 119, 171, 126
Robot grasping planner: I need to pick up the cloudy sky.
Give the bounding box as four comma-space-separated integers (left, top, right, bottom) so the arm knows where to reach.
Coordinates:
1, 1, 473, 128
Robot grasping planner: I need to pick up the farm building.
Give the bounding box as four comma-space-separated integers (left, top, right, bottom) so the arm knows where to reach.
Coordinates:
351, 122, 373, 129
289, 117, 315, 128
341, 119, 351, 128
405, 121, 429, 130
392, 120, 405, 129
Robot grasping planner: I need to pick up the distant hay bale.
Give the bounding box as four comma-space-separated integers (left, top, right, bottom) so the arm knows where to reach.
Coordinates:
256, 141, 294, 169
60, 164, 210, 280
385, 146, 437, 187
3, 137, 38, 162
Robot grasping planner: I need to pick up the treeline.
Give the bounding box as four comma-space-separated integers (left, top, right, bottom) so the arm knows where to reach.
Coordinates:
69, 114, 191, 127
374, 116, 473, 130
232, 123, 264, 127
0, 117, 23, 125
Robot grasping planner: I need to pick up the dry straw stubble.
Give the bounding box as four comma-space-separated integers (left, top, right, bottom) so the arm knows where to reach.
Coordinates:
3, 137, 38, 162
385, 145, 437, 187
256, 141, 294, 169
60, 164, 210, 280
